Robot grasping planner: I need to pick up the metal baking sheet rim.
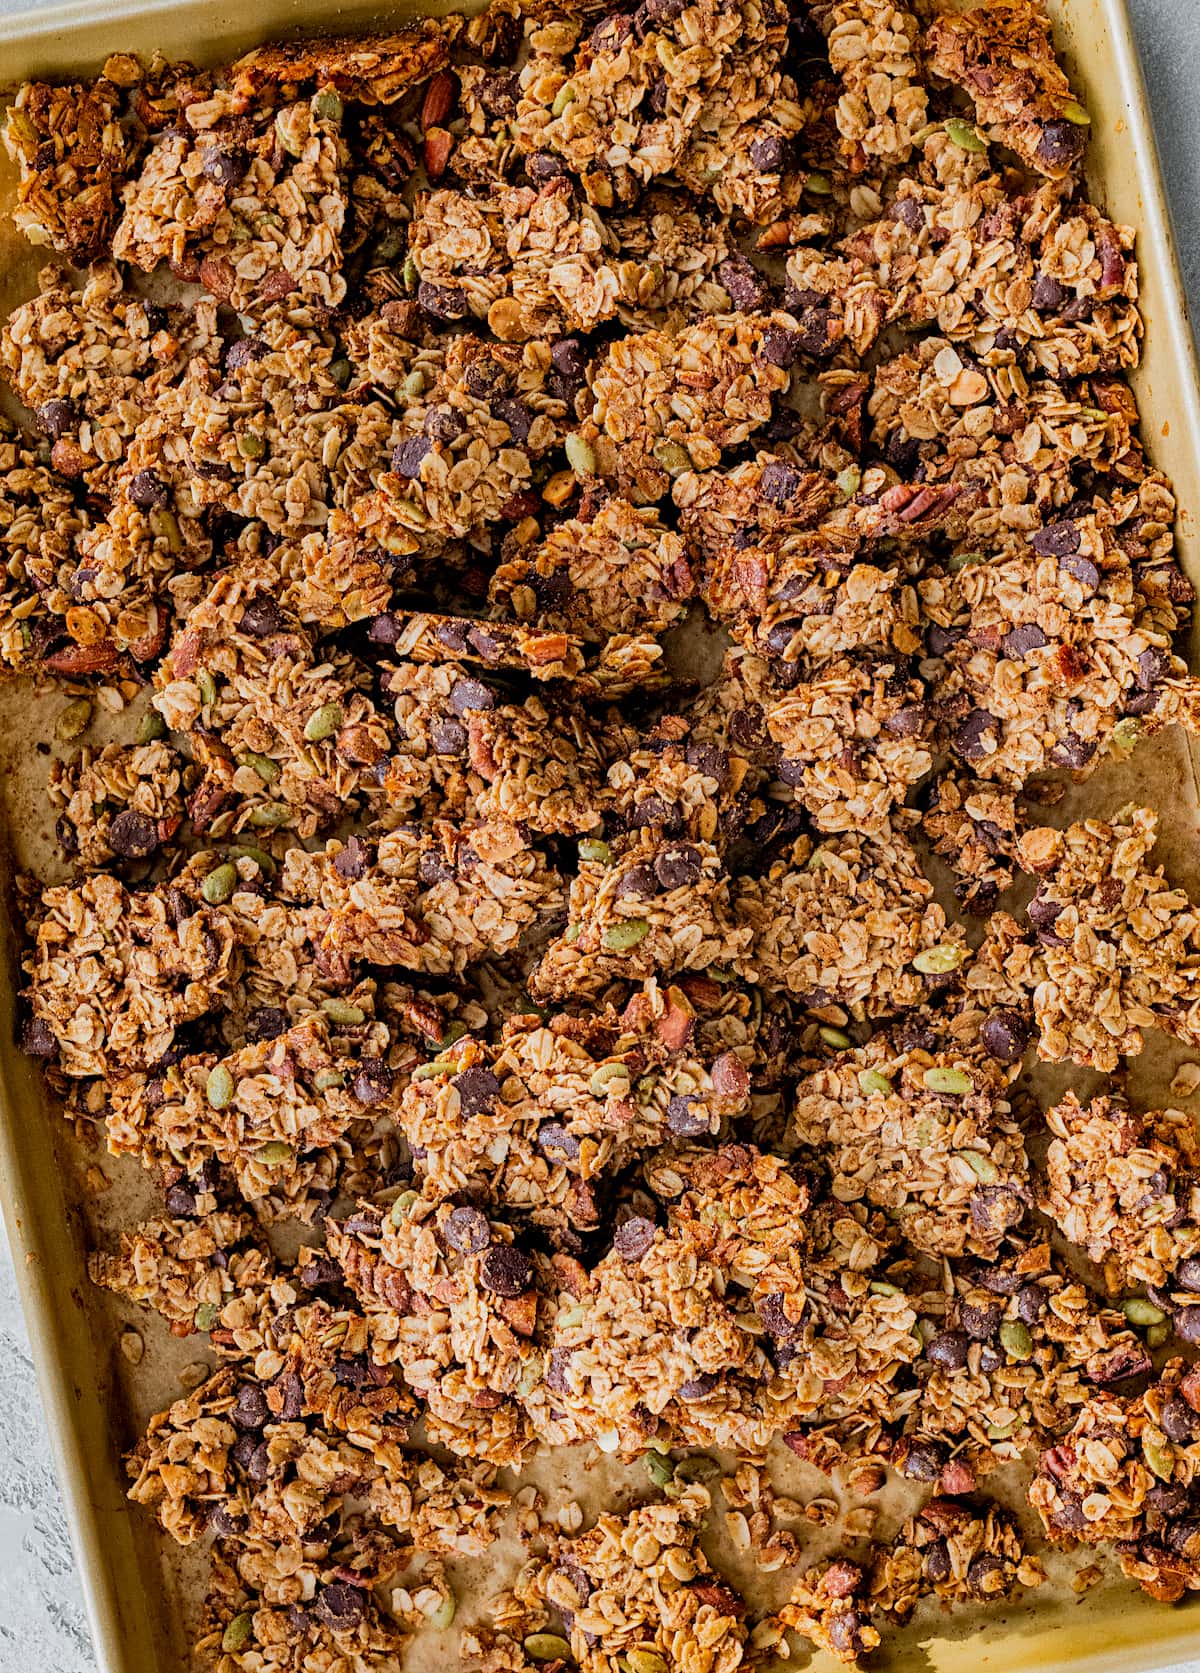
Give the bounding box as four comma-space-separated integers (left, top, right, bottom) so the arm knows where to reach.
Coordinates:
2, 0, 1200, 1668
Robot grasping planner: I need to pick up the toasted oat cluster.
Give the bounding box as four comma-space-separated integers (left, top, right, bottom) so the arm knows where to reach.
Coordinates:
8, 1, 1200, 1664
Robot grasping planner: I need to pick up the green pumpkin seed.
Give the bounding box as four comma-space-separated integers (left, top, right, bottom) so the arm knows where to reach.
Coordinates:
652, 440, 693, 476
945, 117, 987, 153
836, 465, 861, 499
624, 1652, 668, 1673
225, 844, 276, 876
1061, 100, 1092, 126
924, 1066, 973, 1095
428, 1591, 456, 1630
248, 804, 289, 829
565, 433, 596, 477
958, 1147, 998, 1181
55, 697, 93, 741
948, 549, 986, 572
402, 255, 419, 291
1144, 1434, 1176, 1481
913, 943, 963, 975
412, 1059, 454, 1081
257, 1140, 294, 1164
237, 430, 265, 460
196, 669, 218, 708
137, 710, 167, 744
987, 1421, 1018, 1441
578, 838, 612, 864
314, 88, 344, 123
858, 1069, 893, 1096
525, 1634, 573, 1663
1123, 1297, 1165, 1328
194, 1301, 219, 1331
590, 1060, 631, 1097
322, 998, 365, 1025
673, 1454, 719, 1483
328, 355, 352, 389
239, 750, 280, 784
222, 1612, 254, 1651
819, 1026, 852, 1049
206, 1065, 235, 1109
551, 80, 577, 117
149, 506, 182, 552
804, 171, 832, 196
604, 918, 649, 951
401, 369, 427, 401
1147, 1322, 1171, 1349
304, 701, 343, 742
389, 1189, 419, 1225
201, 862, 238, 904
868, 1280, 902, 1297
314, 1070, 345, 1091
1112, 717, 1143, 750
644, 1450, 675, 1489
564, 921, 581, 945
1000, 1320, 1034, 1361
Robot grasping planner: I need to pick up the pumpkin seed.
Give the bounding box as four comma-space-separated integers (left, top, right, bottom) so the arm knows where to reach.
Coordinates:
226, 844, 276, 876
239, 749, 280, 784
819, 1026, 852, 1049
322, 998, 365, 1025
328, 355, 352, 388
206, 1065, 235, 1109
525, 1634, 573, 1663
222, 1612, 254, 1651
389, 1190, 419, 1225
1144, 1434, 1175, 1481
652, 440, 693, 475
836, 465, 861, 499
590, 1061, 631, 1097
55, 697, 93, 741
248, 804, 288, 829
805, 171, 832, 195
673, 1454, 719, 1483
1112, 717, 1143, 750
644, 1449, 675, 1489
551, 80, 577, 117
958, 1148, 998, 1181
196, 669, 218, 707
603, 918, 649, 951
868, 1280, 902, 1297
1147, 1322, 1171, 1349
314, 1070, 345, 1091
1061, 100, 1092, 126
237, 430, 265, 460
257, 1140, 294, 1164
578, 838, 612, 864
913, 943, 963, 974
137, 710, 167, 744
428, 1591, 456, 1630
194, 1301, 218, 1331
858, 1069, 893, 1096
625, 1652, 668, 1673
1123, 1297, 1165, 1328
201, 862, 238, 904
945, 117, 987, 152
304, 701, 343, 742
1000, 1320, 1034, 1361
924, 1066, 973, 1095
314, 88, 344, 123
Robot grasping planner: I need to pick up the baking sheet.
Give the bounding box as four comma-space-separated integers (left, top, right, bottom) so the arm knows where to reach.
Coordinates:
5, 1, 1200, 1670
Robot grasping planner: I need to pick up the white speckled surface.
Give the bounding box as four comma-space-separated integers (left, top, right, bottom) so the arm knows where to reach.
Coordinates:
1, 0, 1200, 1667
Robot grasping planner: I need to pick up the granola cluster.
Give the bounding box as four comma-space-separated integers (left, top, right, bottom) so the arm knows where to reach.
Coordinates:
7, 1, 1200, 1665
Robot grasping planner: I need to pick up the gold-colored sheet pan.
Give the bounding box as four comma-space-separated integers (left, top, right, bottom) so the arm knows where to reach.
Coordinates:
4, 1, 1200, 1669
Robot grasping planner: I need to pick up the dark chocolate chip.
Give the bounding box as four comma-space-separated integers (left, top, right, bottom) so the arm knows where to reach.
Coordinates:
480, 1243, 533, 1296
749, 131, 787, 172
333, 836, 370, 880
238, 594, 286, 637
449, 678, 495, 715
247, 1005, 288, 1042
884, 703, 925, 737
1016, 1284, 1047, 1324
1137, 647, 1170, 690
1049, 732, 1096, 770
1162, 1397, 1199, 1444
1003, 623, 1048, 659
1175, 1305, 1200, 1344
893, 196, 924, 231
954, 708, 999, 764
612, 1215, 656, 1261
201, 145, 248, 187
537, 1121, 581, 1163
550, 335, 587, 380
35, 398, 77, 440
108, 809, 160, 858
1031, 520, 1080, 559
960, 1302, 1002, 1342
654, 842, 702, 891
444, 1206, 492, 1254
759, 324, 802, 368
225, 335, 268, 371
1176, 1258, 1200, 1293
758, 1290, 807, 1342
165, 1182, 196, 1216
232, 1383, 269, 1430
424, 405, 464, 444
1059, 552, 1100, 592
527, 150, 567, 183
717, 253, 767, 312
760, 461, 800, 503
926, 1330, 970, 1371
417, 281, 470, 321
128, 469, 170, 510
353, 1059, 392, 1107
431, 717, 468, 755
685, 743, 728, 784
614, 863, 657, 899
20, 1016, 57, 1059
679, 1374, 719, 1400
666, 1094, 709, 1136
967, 1553, 1007, 1596
491, 396, 532, 444
315, 1583, 366, 1631
274, 1369, 304, 1421
392, 435, 432, 478
980, 1009, 1031, 1065
1037, 119, 1086, 172
1031, 272, 1067, 312
924, 1539, 951, 1584
901, 1440, 945, 1482
451, 1065, 500, 1116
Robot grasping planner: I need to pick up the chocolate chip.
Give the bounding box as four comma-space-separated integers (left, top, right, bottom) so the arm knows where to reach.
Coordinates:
900, 1440, 944, 1482
201, 145, 248, 186
970, 1264, 1023, 1297
165, 1182, 196, 1216
392, 435, 432, 477
491, 396, 533, 444
1049, 732, 1096, 770
333, 836, 370, 880
954, 708, 999, 764
232, 1383, 269, 1430
960, 1302, 1002, 1341
1137, 647, 1170, 690
1003, 623, 1047, 659
764, 620, 802, 659
613, 1216, 656, 1261
980, 1009, 1030, 1065
477, 71, 519, 115
1162, 1397, 1199, 1444
1016, 1284, 1047, 1324
334, 1355, 370, 1389
246, 1006, 288, 1043
1059, 552, 1100, 592
979, 1345, 1004, 1373
238, 594, 286, 637
925, 1539, 951, 1584
759, 325, 802, 368
527, 150, 567, 184
274, 1369, 304, 1420
418, 281, 470, 321
129, 469, 170, 509
717, 253, 767, 312
436, 620, 470, 653
451, 1065, 500, 1116
728, 706, 767, 750
654, 842, 702, 890
679, 1374, 718, 1400
353, 1059, 392, 1107
35, 398, 77, 440
1031, 521, 1080, 559
108, 809, 160, 858
1177, 1259, 1200, 1293
424, 405, 464, 444
468, 625, 502, 662
449, 678, 494, 715
480, 1243, 533, 1296
209, 1503, 245, 1537
444, 1206, 491, 1254
758, 1290, 807, 1342
760, 461, 800, 503
884, 703, 925, 737
666, 1094, 709, 1136
225, 335, 267, 371
967, 1553, 1007, 1596
749, 131, 787, 172
828, 1613, 867, 1657
614, 863, 657, 899
1037, 119, 1086, 172
550, 335, 587, 381
1176, 1305, 1200, 1344
418, 850, 451, 887
298, 1255, 342, 1289
926, 1330, 970, 1370
628, 792, 680, 830
1031, 272, 1067, 312
537, 1122, 581, 1163
367, 613, 401, 645
430, 717, 468, 756
926, 624, 963, 657
315, 1583, 366, 1631
970, 1184, 1025, 1235
685, 743, 728, 784
893, 196, 924, 231
545, 1346, 572, 1392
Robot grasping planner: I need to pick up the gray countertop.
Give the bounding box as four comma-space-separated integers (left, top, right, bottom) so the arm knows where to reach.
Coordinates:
0, 0, 1198, 1667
